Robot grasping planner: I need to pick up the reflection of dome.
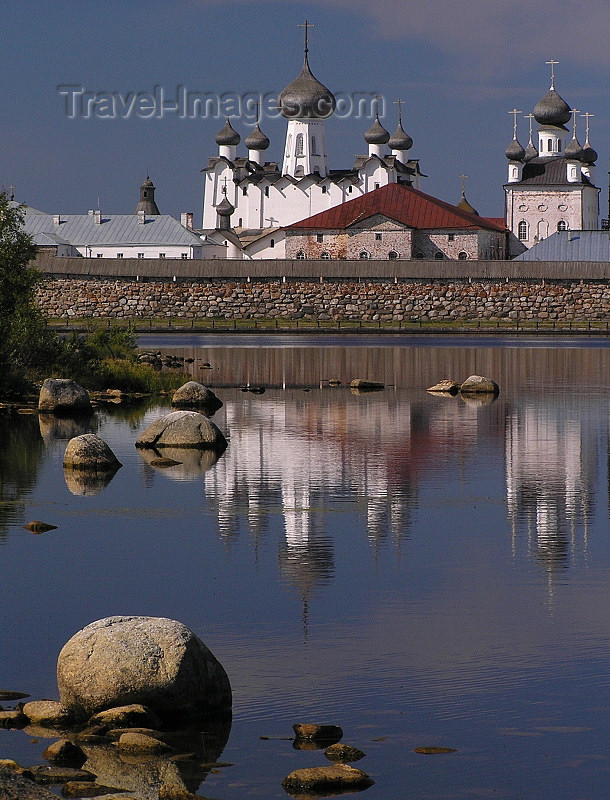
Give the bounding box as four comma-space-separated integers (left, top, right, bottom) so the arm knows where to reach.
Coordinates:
365, 115, 390, 145
215, 119, 240, 146
278, 56, 336, 119
533, 88, 571, 126
505, 137, 526, 161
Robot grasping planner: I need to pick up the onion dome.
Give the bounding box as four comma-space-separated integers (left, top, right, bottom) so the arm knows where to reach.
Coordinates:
457, 193, 479, 216
278, 55, 336, 119
365, 114, 390, 145
565, 136, 584, 160
215, 118, 240, 146
505, 137, 526, 161
533, 89, 571, 126
581, 138, 598, 164
245, 124, 270, 151
523, 139, 539, 162
388, 119, 413, 151
135, 176, 160, 215
216, 196, 235, 220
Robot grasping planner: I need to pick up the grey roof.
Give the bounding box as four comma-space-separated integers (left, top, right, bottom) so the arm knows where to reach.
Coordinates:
505, 137, 526, 161
388, 120, 413, 151
509, 156, 594, 187
215, 119, 240, 146
514, 230, 610, 261
22, 211, 202, 246
364, 116, 390, 145
277, 55, 336, 119
244, 124, 270, 151
9, 201, 49, 215
533, 88, 571, 126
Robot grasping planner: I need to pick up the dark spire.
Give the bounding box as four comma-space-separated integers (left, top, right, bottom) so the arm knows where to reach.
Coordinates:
135, 176, 160, 215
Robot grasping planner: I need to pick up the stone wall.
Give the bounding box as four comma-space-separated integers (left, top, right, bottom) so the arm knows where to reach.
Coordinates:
36, 277, 610, 322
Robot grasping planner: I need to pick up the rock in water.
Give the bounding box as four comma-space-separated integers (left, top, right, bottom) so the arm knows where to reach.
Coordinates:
427, 379, 460, 394
171, 382, 222, 414
38, 379, 91, 415
460, 375, 499, 395
57, 616, 231, 720
135, 411, 227, 451
63, 434, 122, 472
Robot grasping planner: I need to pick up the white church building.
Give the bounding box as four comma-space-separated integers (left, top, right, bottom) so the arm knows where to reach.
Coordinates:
504, 63, 600, 254
201, 26, 423, 236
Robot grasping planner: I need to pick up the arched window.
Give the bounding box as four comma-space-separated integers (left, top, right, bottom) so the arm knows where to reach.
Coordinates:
321, 185, 328, 194
270, 239, 275, 248
557, 220, 568, 231
359, 250, 370, 260
458, 251, 468, 260
518, 220, 528, 241
295, 133, 304, 156
320, 251, 330, 259
264, 186, 269, 197
295, 166, 304, 177
296, 251, 305, 259
548, 138, 553, 151
388, 251, 398, 259
311, 136, 317, 154
286, 135, 292, 157
434, 251, 444, 260
414, 251, 425, 259
558, 140, 562, 152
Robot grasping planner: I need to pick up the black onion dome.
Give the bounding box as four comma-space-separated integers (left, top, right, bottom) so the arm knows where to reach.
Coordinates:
523, 140, 539, 162
365, 115, 390, 145
388, 120, 413, 151
278, 56, 336, 119
245, 124, 270, 151
505, 137, 526, 161
581, 140, 598, 163
565, 136, 584, 160
533, 89, 571, 126
216, 196, 235, 217
215, 119, 240, 146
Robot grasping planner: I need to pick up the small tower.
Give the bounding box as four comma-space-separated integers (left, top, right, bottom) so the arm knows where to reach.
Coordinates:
364, 112, 390, 158
215, 185, 235, 231
505, 109, 525, 183
135, 176, 160, 215
278, 20, 335, 178
457, 174, 479, 215
216, 118, 240, 161
388, 99, 413, 163
245, 123, 270, 166
533, 59, 571, 157
580, 112, 598, 181
565, 109, 585, 183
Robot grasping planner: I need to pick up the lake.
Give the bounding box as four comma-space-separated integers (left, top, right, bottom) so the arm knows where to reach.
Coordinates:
1, 334, 609, 799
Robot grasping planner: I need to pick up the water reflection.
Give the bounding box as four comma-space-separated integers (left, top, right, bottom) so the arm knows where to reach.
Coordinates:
0, 414, 46, 542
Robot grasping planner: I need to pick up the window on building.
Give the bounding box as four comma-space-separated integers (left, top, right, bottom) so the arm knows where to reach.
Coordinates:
137, 253, 144, 259
518, 220, 528, 241
322, 185, 328, 194
238, 218, 243, 226
295, 133, 304, 156
359, 250, 370, 260
434, 251, 444, 260
117, 253, 124, 258
448, 233, 455, 242
296, 251, 305, 259
295, 166, 304, 177
316, 234, 324, 243
388, 251, 398, 260
558, 140, 562, 152
311, 136, 317, 154
374, 182, 380, 189
548, 138, 553, 151
375, 233, 382, 241
321, 251, 330, 259
159, 253, 166, 258
96, 253, 103, 258
458, 251, 468, 260
270, 239, 275, 248
414, 251, 424, 259
264, 186, 269, 197
242, 186, 248, 196
348, 186, 353, 194
181, 253, 188, 259
557, 220, 568, 231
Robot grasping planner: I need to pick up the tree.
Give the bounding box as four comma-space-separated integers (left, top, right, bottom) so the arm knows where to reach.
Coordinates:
0, 191, 60, 394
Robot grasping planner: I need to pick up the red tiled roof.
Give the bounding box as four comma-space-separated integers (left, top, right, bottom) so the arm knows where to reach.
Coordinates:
284, 183, 507, 232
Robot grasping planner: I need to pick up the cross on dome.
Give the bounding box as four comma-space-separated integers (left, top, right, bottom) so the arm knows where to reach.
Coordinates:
546, 58, 559, 89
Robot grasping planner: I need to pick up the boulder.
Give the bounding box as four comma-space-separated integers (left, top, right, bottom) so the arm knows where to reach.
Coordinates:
38, 379, 91, 416
350, 379, 384, 391
293, 723, 343, 742
427, 379, 460, 394
0, 764, 58, 800
42, 740, 86, 768
88, 704, 161, 731
460, 375, 499, 395
63, 435, 122, 472
135, 411, 227, 452
22, 701, 74, 728
57, 616, 232, 721
324, 743, 366, 762
282, 764, 374, 792
117, 732, 173, 755
171, 382, 222, 414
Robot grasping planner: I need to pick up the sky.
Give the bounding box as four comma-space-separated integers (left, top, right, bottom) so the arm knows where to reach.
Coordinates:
1, 0, 609, 224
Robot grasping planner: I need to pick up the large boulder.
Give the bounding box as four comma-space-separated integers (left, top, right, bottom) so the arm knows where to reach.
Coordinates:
63, 434, 122, 472
38, 379, 91, 415
171, 382, 222, 414
57, 616, 232, 721
460, 375, 499, 395
135, 411, 227, 451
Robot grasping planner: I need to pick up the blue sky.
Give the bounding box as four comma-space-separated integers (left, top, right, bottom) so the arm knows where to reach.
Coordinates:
2, 0, 608, 223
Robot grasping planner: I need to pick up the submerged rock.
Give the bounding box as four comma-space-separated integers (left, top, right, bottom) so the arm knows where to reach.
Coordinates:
23, 521, 57, 534
427, 379, 460, 394
135, 411, 227, 451
38, 379, 91, 416
57, 616, 232, 721
460, 375, 499, 395
171, 382, 222, 414
0, 764, 58, 799
324, 743, 366, 763
350, 379, 384, 391
282, 764, 374, 792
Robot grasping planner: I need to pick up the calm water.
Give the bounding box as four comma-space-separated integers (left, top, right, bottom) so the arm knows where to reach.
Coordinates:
1, 335, 609, 799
